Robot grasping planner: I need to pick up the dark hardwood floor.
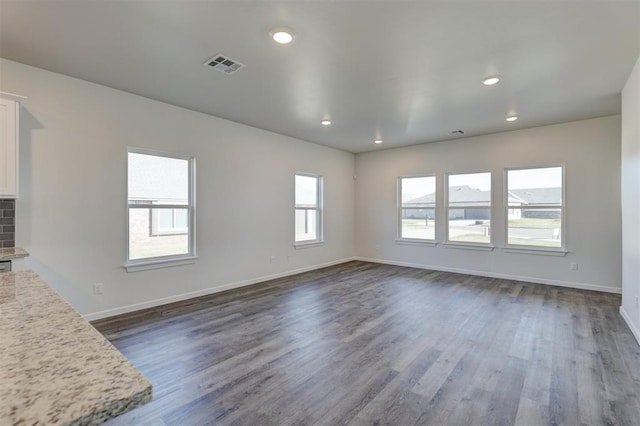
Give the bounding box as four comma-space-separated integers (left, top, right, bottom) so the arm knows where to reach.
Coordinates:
93, 261, 640, 426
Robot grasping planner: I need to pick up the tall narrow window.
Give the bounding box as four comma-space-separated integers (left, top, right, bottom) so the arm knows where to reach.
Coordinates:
295, 173, 323, 245
127, 148, 195, 264
447, 172, 492, 244
398, 176, 436, 241
506, 166, 563, 249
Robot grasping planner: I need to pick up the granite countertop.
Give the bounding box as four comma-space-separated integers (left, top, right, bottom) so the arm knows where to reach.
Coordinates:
0, 270, 152, 425
0, 247, 29, 261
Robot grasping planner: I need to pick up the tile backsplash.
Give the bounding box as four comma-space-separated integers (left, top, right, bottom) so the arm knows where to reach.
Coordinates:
0, 200, 15, 248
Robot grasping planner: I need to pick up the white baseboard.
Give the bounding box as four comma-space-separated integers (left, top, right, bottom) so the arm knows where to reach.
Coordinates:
83, 257, 357, 321
85, 256, 622, 322
355, 256, 622, 294
620, 306, 640, 345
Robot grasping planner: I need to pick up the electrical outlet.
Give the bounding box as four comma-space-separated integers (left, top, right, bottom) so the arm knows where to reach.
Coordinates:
270, 255, 276, 264
286, 254, 292, 262
635, 296, 639, 309
570, 262, 578, 270
93, 283, 104, 295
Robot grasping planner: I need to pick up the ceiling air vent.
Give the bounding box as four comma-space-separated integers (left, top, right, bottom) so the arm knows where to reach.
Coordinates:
204, 54, 245, 74
450, 130, 465, 135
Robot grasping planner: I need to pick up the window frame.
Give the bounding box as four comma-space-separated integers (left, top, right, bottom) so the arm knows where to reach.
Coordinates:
397, 174, 437, 244
125, 147, 197, 271
503, 164, 566, 253
294, 172, 324, 248
445, 170, 493, 246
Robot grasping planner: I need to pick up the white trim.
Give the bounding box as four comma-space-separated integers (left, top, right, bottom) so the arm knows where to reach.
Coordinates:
620, 306, 640, 346
127, 146, 194, 161
0, 98, 19, 198
0, 91, 27, 102
124, 255, 198, 272
355, 256, 621, 294
395, 239, 437, 247
502, 247, 568, 257
294, 241, 325, 249
442, 242, 495, 251
88, 256, 623, 321
84, 257, 357, 321
129, 204, 189, 209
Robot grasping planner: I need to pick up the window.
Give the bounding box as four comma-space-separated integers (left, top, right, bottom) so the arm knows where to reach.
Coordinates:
506, 166, 563, 249
295, 173, 322, 245
398, 176, 436, 241
151, 208, 188, 236
447, 172, 492, 244
127, 148, 195, 264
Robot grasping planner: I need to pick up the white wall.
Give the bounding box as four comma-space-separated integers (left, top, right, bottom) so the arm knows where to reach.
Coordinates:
355, 116, 622, 293
0, 57, 629, 321
621, 56, 640, 343
0, 59, 355, 318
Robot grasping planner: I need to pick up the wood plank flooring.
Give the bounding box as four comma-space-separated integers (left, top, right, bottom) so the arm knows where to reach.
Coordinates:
93, 261, 640, 425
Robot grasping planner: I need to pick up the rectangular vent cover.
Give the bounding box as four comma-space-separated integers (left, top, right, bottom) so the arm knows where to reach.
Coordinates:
204, 54, 245, 74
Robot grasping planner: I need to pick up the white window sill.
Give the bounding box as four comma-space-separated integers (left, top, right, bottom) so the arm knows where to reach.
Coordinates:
502, 247, 568, 257
442, 242, 495, 252
124, 255, 198, 272
395, 239, 437, 247
294, 241, 325, 249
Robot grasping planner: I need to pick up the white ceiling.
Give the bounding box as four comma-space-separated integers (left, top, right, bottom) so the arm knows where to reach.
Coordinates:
1, 1, 638, 153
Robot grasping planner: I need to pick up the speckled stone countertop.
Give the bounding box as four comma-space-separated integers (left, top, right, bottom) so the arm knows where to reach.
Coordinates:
0, 270, 152, 425
0, 247, 29, 261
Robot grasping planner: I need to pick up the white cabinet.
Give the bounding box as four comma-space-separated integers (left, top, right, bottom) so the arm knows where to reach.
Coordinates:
0, 96, 19, 198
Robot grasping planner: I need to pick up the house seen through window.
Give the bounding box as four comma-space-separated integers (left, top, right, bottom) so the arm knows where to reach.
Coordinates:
127, 149, 195, 262
506, 166, 563, 248
399, 176, 436, 241
447, 172, 492, 244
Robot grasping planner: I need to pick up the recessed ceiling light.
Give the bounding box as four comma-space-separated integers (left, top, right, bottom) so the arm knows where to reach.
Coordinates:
270, 28, 295, 44
506, 115, 518, 122
482, 76, 500, 86
374, 139, 383, 144
321, 119, 332, 126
